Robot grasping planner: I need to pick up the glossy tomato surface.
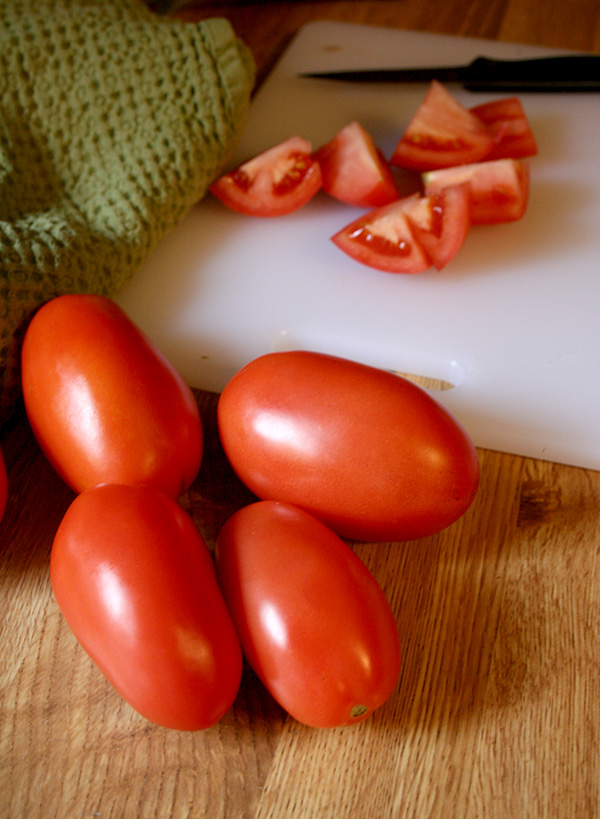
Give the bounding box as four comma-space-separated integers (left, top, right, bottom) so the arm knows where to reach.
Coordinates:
51, 484, 242, 730
390, 80, 495, 172
209, 136, 322, 217
423, 158, 530, 225
216, 500, 401, 728
314, 120, 399, 208
0, 444, 7, 523
21, 294, 203, 498
218, 351, 480, 542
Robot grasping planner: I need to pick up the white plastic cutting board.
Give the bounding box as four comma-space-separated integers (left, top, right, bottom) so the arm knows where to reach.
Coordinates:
116, 22, 600, 470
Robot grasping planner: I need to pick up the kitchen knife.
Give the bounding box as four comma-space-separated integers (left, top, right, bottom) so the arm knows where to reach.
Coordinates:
299, 54, 600, 91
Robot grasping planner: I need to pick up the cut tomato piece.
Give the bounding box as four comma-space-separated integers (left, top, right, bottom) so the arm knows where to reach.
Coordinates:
390, 80, 495, 172
423, 158, 530, 225
314, 121, 399, 207
332, 196, 430, 274
470, 97, 538, 160
209, 136, 322, 217
404, 184, 471, 270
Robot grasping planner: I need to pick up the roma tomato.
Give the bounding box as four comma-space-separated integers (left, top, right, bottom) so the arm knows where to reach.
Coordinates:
314, 120, 399, 208
217, 351, 480, 542
216, 500, 401, 728
470, 97, 538, 161
0, 444, 7, 523
209, 136, 322, 217
423, 158, 530, 225
390, 80, 495, 172
21, 294, 203, 498
51, 483, 242, 730
331, 185, 470, 273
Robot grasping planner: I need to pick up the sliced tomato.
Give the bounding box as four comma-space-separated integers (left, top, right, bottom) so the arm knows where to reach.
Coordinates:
423, 158, 530, 225
403, 184, 471, 270
390, 80, 495, 172
470, 97, 538, 160
331, 196, 430, 274
209, 136, 322, 217
314, 121, 399, 207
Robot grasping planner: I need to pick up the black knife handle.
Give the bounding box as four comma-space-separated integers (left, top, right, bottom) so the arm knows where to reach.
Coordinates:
464, 55, 600, 91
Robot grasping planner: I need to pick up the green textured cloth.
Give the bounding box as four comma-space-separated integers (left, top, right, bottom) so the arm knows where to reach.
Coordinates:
0, 0, 255, 425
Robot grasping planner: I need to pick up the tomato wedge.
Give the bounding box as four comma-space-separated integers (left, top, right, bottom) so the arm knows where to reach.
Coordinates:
314, 121, 399, 207
423, 158, 530, 225
470, 97, 538, 160
390, 80, 495, 172
331, 186, 470, 273
209, 136, 322, 217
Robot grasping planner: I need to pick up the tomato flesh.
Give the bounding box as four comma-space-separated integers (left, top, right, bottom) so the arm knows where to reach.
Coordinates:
215, 500, 401, 728
51, 484, 243, 730
314, 120, 399, 207
209, 136, 322, 217
21, 295, 203, 498
390, 80, 495, 172
470, 97, 538, 160
218, 350, 480, 542
423, 158, 530, 224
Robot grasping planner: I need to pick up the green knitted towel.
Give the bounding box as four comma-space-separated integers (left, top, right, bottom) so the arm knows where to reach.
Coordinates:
0, 0, 255, 425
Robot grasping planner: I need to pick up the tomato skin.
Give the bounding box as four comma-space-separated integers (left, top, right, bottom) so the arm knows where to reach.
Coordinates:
216, 500, 401, 728
21, 294, 203, 498
423, 158, 530, 225
217, 351, 480, 542
470, 97, 538, 161
390, 80, 495, 172
209, 136, 322, 217
51, 484, 243, 730
0, 444, 7, 523
314, 120, 399, 207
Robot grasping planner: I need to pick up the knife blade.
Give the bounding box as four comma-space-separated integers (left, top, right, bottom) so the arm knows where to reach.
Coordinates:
299, 54, 600, 91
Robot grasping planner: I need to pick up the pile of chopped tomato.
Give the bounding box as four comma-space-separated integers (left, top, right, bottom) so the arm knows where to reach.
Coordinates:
209, 80, 538, 274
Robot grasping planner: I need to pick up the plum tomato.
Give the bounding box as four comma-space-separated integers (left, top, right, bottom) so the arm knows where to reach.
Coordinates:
217, 351, 480, 542
423, 158, 530, 224
314, 120, 399, 207
209, 136, 322, 217
50, 483, 243, 730
215, 500, 401, 728
21, 294, 203, 498
390, 80, 495, 172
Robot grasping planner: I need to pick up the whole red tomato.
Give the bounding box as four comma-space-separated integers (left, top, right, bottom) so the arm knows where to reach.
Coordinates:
0, 444, 7, 523
215, 500, 401, 728
51, 483, 242, 730
217, 351, 479, 542
21, 294, 203, 498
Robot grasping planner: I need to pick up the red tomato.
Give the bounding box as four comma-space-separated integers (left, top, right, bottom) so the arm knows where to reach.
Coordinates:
217, 351, 480, 542
390, 80, 495, 172
423, 158, 530, 225
209, 136, 322, 217
216, 500, 401, 728
314, 120, 399, 207
51, 483, 242, 730
470, 97, 538, 160
331, 195, 430, 274
21, 294, 203, 498
331, 184, 470, 273
0, 444, 7, 523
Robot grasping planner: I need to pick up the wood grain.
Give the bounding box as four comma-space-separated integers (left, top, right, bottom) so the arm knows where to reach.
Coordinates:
2, 2, 599, 817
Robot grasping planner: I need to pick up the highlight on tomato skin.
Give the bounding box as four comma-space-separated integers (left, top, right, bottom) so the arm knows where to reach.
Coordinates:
215, 500, 402, 729
50, 483, 243, 731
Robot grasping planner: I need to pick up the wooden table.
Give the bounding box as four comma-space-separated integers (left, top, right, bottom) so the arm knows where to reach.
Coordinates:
2, 2, 599, 817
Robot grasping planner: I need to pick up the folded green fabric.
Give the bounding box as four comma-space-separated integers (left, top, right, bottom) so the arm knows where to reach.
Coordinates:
0, 0, 255, 425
